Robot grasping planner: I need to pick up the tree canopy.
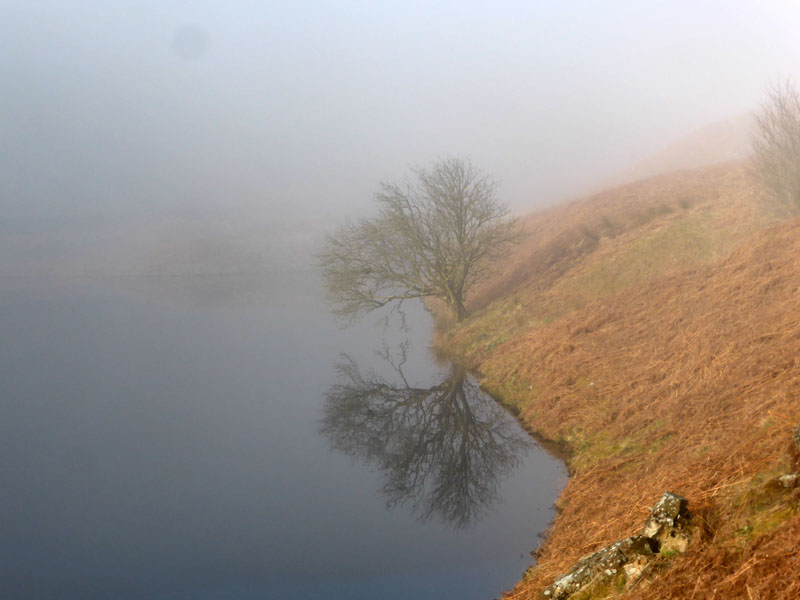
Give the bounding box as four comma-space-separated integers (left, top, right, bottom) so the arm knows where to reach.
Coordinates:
319, 157, 518, 322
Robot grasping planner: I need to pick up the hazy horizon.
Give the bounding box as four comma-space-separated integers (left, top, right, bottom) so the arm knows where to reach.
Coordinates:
3, 1, 800, 227
3, 4, 800, 599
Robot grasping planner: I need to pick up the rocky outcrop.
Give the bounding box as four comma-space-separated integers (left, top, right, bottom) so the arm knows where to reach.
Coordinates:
542, 492, 691, 599
542, 536, 657, 599
641, 491, 691, 554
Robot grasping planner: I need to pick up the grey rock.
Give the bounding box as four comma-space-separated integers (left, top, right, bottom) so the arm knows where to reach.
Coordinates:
542, 536, 658, 599
542, 492, 691, 599
623, 556, 649, 583
641, 492, 690, 540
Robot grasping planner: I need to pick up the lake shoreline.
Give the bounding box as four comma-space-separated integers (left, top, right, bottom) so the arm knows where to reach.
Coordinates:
425, 300, 572, 597
431, 219, 800, 599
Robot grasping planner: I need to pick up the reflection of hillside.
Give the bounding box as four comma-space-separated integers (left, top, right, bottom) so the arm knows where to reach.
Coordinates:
140, 217, 329, 276
321, 354, 532, 528
0, 213, 331, 308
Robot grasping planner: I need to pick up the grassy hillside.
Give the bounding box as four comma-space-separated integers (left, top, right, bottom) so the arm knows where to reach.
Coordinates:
438, 161, 800, 599
618, 115, 753, 184
440, 162, 777, 361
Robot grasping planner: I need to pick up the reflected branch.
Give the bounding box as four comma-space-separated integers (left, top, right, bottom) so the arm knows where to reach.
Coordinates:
321, 353, 533, 528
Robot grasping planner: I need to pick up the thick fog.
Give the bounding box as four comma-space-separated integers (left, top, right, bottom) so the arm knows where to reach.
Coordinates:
2, 1, 800, 273
2, 5, 800, 598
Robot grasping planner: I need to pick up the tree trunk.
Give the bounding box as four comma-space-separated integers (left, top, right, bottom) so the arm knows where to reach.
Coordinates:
452, 298, 466, 322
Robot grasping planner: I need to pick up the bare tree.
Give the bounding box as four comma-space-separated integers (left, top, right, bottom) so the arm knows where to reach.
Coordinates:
318, 157, 518, 322
752, 80, 800, 212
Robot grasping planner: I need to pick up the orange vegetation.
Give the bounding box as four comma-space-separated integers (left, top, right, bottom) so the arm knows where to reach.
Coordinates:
439, 162, 800, 599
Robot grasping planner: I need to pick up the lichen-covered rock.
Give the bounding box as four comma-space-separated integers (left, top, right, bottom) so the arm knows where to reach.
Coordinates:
542, 537, 658, 599
541, 492, 692, 599
659, 528, 690, 554
779, 472, 798, 488
622, 555, 649, 583
641, 492, 690, 540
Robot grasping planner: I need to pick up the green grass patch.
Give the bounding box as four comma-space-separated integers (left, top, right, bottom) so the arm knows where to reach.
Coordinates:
553, 214, 726, 303
727, 466, 800, 545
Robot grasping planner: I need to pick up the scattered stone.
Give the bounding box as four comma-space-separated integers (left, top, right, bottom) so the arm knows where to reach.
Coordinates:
622, 555, 649, 583
778, 472, 798, 488
541, 492, 692, 600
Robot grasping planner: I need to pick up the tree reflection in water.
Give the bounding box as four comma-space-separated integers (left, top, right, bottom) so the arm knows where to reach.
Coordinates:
321, 347, 533, 528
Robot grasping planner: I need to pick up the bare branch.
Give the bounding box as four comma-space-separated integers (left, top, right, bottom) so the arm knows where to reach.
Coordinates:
751, 79, 800, 212
318, 157, 519, 323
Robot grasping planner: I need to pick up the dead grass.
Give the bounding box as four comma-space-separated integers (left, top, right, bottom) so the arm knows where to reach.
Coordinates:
440, 162, 778, 367
438, 163, 800, 599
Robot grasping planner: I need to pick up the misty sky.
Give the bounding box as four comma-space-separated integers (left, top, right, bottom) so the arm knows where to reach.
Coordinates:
2, 1, 800, 223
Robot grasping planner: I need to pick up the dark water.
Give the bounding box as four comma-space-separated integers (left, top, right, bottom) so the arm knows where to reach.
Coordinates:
0, 273, 564, 600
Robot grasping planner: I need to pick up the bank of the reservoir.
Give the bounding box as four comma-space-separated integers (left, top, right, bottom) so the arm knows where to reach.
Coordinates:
434, 167, 800, 599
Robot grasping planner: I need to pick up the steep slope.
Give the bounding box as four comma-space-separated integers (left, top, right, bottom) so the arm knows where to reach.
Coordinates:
439, 163, 800, 599
620, 115, 753, 183
441, 161, 776, 363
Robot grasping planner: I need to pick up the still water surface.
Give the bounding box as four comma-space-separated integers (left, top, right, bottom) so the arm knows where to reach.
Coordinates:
0, 272, 564, 599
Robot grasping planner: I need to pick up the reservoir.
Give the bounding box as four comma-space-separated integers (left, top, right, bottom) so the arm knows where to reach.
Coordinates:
0, 268, 565, 600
